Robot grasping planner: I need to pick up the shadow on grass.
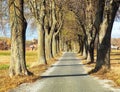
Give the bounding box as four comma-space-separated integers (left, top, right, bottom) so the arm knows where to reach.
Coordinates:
110, 58, 120, 61
110, 53, 120, 56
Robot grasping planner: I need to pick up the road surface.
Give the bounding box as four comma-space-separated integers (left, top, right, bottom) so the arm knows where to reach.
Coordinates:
9, 52, 113, 92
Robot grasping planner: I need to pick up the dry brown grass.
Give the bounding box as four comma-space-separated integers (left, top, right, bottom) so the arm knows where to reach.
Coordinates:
78, 50, 120, 87
0, 50, 62, 92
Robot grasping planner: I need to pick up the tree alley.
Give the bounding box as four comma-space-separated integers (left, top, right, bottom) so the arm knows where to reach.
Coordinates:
8, 0, 120, 77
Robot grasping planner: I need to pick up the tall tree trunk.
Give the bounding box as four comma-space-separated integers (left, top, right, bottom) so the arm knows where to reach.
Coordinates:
79, 41, 84, 55
52, 34, 57, 57
64, 41, 68, 51
78, 35, 83, 54
85, 0, 97, 63
94, 0, 119, 72
83, 44, 87, 58
28, 0, 47, 65
60, 34, 64, 52
87, 39, 95, 63
9, 0, 31, 77
77, 20, 88, 57
37, 23, 47, 64
37, 0, 47, 64
55, 35, 59, 54
52, 18, 63, 56
45, 0, 57, 59
45, 35, 53, 60
86, 28, 97, 63
82, 37, 87, 58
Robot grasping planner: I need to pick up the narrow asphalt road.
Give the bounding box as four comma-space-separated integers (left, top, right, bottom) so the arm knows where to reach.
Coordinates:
10, 52, 113, 92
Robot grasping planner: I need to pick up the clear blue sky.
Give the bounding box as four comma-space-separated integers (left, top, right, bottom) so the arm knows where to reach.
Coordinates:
111, 21, 120, 38
0, 23, 38, 40
0, 21, 120, 40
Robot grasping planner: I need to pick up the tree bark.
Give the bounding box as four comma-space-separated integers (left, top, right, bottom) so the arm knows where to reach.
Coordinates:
78, 35, 84, 55
45, 0, 57, 59
86, 29, 96, 63
9, 0, 31, 77
59, 33, 64, 52
37, 0, 47, 64
37, 22, 47, 64
52, 34, 57, 57
87, 40, 95, 63
94, 0, 119, 72
28, 0, 47, 65
57, 34, 60, 53
82, 44, 87, 58
85, 0, 97, 63
82, 37, 87, 58
52, 19, 63, 56
45, 35, 53, 60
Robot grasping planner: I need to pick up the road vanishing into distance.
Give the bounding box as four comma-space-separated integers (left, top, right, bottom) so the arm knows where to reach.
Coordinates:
10, 52, 115, 92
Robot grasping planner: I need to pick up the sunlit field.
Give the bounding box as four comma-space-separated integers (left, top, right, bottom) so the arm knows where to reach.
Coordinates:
0, 50, 38, 70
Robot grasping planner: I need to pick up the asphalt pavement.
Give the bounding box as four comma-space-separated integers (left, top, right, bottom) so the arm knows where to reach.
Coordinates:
9, 52, 113, 92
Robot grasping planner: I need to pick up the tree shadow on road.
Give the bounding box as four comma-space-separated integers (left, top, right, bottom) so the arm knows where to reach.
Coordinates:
60, 58, 81, 62
51, 64, 86, 67
41, 73, 88, 79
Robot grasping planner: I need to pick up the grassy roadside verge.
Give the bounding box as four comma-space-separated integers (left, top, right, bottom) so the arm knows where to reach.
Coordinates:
0, 50, 62, 92
77, 50, 120, 88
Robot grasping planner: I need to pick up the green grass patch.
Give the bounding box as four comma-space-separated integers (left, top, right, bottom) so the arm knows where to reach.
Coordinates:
0, 64, 30, 70
0, 50, 37, 56
0, 64, 9, 70
26, 64, 30, 68
0, 50, 37, 70
0, 51, 10, 56
26, 51, 37, 56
